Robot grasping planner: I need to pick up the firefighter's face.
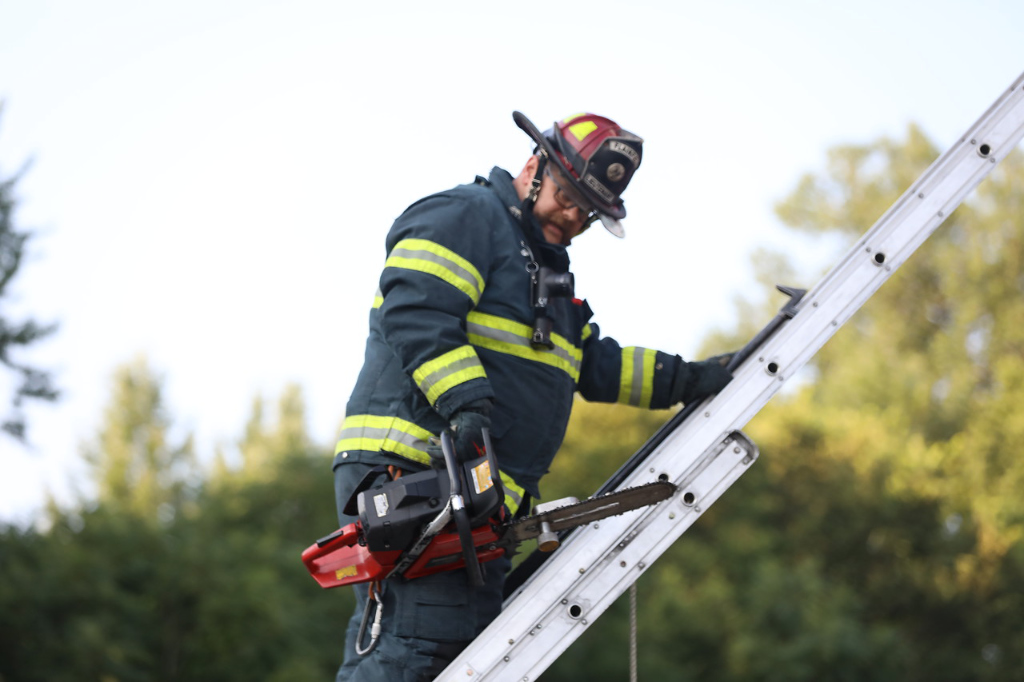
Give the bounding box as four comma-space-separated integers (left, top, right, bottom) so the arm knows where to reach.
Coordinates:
516, 156, 596, 246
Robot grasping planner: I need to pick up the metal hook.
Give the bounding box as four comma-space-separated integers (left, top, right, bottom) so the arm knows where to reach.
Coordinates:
355, 581, 385, 656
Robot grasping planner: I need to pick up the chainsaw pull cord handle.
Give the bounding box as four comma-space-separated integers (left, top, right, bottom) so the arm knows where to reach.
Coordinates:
440, 429, 485, 587
355, 581, 384, 656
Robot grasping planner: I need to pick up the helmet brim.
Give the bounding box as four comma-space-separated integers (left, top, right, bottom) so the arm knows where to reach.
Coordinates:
598, 214, 625, 238
513, 111, 628, 228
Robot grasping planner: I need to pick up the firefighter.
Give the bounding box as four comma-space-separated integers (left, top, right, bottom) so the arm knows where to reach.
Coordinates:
331, 111, 733, 681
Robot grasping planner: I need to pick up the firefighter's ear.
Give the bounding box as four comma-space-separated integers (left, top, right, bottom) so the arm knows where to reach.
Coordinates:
514, 155, 541, 198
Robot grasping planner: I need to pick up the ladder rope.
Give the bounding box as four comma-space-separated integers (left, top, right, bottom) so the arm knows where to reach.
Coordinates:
629, 582, 638, 682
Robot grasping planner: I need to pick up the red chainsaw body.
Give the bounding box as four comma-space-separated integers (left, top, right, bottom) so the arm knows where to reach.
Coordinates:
303, 440, 509, 589
301, 520, 506, 589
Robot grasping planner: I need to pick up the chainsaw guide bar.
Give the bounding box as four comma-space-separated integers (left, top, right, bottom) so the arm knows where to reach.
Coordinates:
506, 481, 677, 543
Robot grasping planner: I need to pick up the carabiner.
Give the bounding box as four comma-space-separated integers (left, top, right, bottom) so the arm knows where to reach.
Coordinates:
354, 581, 385, 656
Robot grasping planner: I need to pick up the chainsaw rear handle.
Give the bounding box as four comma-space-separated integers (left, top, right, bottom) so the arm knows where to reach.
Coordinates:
480, 427, 504, 504
441, 429, 485, 587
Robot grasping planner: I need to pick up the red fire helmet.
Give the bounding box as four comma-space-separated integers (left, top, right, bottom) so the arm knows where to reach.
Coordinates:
514, 111, 643, 236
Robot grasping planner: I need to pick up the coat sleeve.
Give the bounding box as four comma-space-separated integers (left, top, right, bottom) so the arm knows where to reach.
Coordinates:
576, 321, 681, 410
375, 192, 497, 420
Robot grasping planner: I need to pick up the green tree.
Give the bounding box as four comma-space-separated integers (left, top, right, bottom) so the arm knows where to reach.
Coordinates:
82, 355, 196, 521
0, 366, 346, 681
0, 108, 58, 441
232, 383, 314, 481
543, 128, 1024, 681
197, 383, 348, 680
543, 397, 671, 500
752, 128, 1024, 679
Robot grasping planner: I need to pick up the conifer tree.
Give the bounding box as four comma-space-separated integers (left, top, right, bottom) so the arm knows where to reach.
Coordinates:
0, 108, 58, 441
82, 356, 195, 520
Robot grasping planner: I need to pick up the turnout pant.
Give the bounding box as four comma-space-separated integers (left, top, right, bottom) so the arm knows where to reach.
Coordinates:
333, 461, 509, 682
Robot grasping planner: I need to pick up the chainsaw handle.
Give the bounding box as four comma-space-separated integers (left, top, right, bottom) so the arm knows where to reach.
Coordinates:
440, 430, 485, 587
480, 427, 504, 502
452, 498, 483, 586
440, 430, 462, 495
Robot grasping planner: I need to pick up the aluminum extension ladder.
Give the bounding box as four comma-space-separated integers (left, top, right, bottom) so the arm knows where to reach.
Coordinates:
438, 70, 1024, 682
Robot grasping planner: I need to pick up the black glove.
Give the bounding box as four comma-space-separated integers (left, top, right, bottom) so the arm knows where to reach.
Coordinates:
670, 353, 734, 406
428, 399, 493, 468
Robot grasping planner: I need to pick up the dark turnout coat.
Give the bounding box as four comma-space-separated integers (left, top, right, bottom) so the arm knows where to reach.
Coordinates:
334, 167, 680, 506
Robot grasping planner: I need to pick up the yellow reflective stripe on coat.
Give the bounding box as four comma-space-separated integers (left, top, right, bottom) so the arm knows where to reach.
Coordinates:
466, 311, 582, 381
618, 346, 658, 407
372, 287, 383, 309
413, 345, 488, 405
335, 414, 433, 466
499, 471, 526, 516
337, 414, 526, 514
385, 239, 485, 305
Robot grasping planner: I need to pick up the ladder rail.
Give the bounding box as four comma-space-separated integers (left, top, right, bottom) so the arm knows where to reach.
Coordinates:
437, 71, 1024, 682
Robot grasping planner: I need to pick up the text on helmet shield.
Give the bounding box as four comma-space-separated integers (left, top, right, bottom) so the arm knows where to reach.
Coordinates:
608, 140, 640, 167
584, 174, 616, 203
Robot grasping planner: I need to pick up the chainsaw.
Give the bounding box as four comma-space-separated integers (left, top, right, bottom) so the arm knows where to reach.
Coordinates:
301, 428, 676, 589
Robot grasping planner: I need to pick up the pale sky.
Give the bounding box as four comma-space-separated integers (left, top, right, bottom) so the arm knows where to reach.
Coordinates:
2, 0, 1022, 524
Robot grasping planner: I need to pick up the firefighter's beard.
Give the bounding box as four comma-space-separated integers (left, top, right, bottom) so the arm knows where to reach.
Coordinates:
533, 206, 583, 246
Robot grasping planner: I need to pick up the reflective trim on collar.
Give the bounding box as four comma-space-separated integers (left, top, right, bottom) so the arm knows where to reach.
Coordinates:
385, 238, 485, 304
466, 311, 582, 381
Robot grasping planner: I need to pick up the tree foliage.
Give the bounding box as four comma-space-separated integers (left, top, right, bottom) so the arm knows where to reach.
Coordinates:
82, 356, 196, 521
543, 128, 1024, 681
0, 109, 58, 441
0, 365, 347, 681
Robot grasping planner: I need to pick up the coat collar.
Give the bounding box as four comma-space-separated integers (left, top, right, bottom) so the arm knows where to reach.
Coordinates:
486, 166, 571, 272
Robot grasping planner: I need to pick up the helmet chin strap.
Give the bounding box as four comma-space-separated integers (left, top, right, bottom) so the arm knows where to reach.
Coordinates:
521, 151, 549, 224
